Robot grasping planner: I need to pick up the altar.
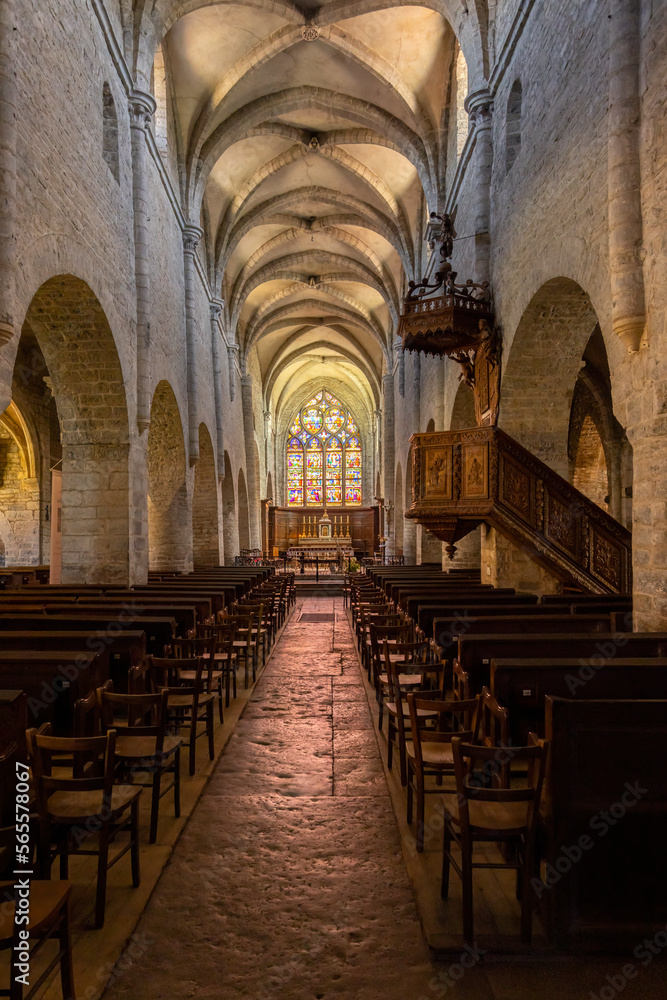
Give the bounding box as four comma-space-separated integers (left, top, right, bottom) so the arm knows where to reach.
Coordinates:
286, 510, 354, 567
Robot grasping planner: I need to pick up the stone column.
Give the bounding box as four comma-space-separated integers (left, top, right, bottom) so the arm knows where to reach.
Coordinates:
608, 0, 646, 353
382, 373, 395, 557
241, 373, 260, 548
397, 341, 405, 397
227, 343, 239, 401
0, 0, 16, 350
465, 90, 494, 285
182, 224, 202, 465
129, 90, 156, 433
403, 353, 420, 564
210, 299, 226, 481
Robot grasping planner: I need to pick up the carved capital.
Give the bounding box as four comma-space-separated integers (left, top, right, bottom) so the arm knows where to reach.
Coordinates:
183, 224, 203, 256
210, 298, 223, 324
128, 89, 156, 130
465, 89, 494, 127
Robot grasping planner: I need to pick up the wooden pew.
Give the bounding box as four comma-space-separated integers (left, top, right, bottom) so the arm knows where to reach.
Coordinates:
428, 602, 575, 641
491, 657, 667, 744
544, 696, 667, 952
456, 632, 667, 695
0, 689, 27, 756
0, 629, 145, 694
0, 613, 174, 658
43, 602, 195, 638
0, 649, 105, 734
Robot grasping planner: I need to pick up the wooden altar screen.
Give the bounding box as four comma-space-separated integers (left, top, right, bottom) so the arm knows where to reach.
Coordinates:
268, 506, 380, 557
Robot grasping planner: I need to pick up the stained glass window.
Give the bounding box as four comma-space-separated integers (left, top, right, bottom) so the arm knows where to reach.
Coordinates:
345, 434, 362, 505
305, 436, 323, 505
286, 391, 363, 506
287, 436, 303, 506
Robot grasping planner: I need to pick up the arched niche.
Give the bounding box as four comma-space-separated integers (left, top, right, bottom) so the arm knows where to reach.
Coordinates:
148, 380, 191, 572
193, 423, 220, 568
221, 451, 238, 564
19, 275, 130, 583
237, 468, 250, 551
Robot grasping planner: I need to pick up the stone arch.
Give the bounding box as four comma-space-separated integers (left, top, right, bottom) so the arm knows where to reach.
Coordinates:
192, 423, 220, 568
449, 380, 476, 430
237, 468, 250, 551
0, 400, 40, 565
148, 380, 191, 572
500, 277, 601, 479
221, 450, 238, 563
394, 462, 403, 556
571, 415, 608, 511
20, 275, 131, 583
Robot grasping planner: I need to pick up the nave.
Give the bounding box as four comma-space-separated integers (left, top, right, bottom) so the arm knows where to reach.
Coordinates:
98, 598, 666, 1000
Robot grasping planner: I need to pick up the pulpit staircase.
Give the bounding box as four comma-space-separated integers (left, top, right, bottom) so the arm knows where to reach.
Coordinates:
406, 426, 631, 595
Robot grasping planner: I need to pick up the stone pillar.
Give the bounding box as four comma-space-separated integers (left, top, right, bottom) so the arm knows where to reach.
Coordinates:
241, 373, 260, 548
227, 343, 239, 401
397, 341, 405, 397
183, 224, 202, 465
403, 353, 420, 564
608, 0, 646, 353
0, 0, 16, 349
382, 373, 395, 556
465, 90, 494, 285
210, 299, 226, 481
129, 90, 156, 433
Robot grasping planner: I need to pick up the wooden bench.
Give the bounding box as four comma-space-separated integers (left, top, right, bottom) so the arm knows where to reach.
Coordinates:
0, 629, 145, 694
491, 657, 667, 744
0, 689, 27, 756
0, 649, 105, 734
456, 632, 667, 695
0, 613, 174, 658
544, 696, 667, 952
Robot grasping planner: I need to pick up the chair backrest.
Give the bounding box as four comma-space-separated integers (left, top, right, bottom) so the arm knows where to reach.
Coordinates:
450, 734, 549, 837
473, 686, 510, 786
148, 655, 210, 697
98, 686, 169, 752
170, 635, 216, 660
27, 727, 117, 808
453, 661, 471, 702
407, 692, 479, 773
129, 657, 153, 694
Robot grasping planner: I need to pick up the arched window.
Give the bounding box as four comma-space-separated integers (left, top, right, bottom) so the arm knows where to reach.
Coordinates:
286, 390, 362, 506
506, 79, 522, 172
102, 82, 119, 183
455, 46, 469, 160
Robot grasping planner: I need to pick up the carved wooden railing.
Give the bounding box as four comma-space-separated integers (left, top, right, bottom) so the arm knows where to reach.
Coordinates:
406, 427, 632, 594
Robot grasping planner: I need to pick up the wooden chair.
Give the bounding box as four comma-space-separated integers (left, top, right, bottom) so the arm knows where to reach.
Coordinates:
442, 734, 549, 943
406, 693, 479, 852
0, 743, 74, 1000
97, 686, 182, 844
473, 686, 510, 787
361, 610, 405, 680
195, 622, 238, 707
148, 656, 215, 776
382, 641, 438, 786
376, 635, 428, 731
27, 727, 142, 929
169, 635, 226, 721
216, 612, 258, 687
453, 661, 471, 702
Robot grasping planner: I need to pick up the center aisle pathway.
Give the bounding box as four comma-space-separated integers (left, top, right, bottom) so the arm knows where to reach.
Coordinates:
103, 597, 492, 1000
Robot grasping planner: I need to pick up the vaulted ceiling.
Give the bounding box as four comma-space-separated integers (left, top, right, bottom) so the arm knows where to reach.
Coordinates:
147, 0, 471, 422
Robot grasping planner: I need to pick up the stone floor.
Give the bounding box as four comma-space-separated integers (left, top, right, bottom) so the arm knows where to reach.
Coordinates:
102, 598, 667, 1000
